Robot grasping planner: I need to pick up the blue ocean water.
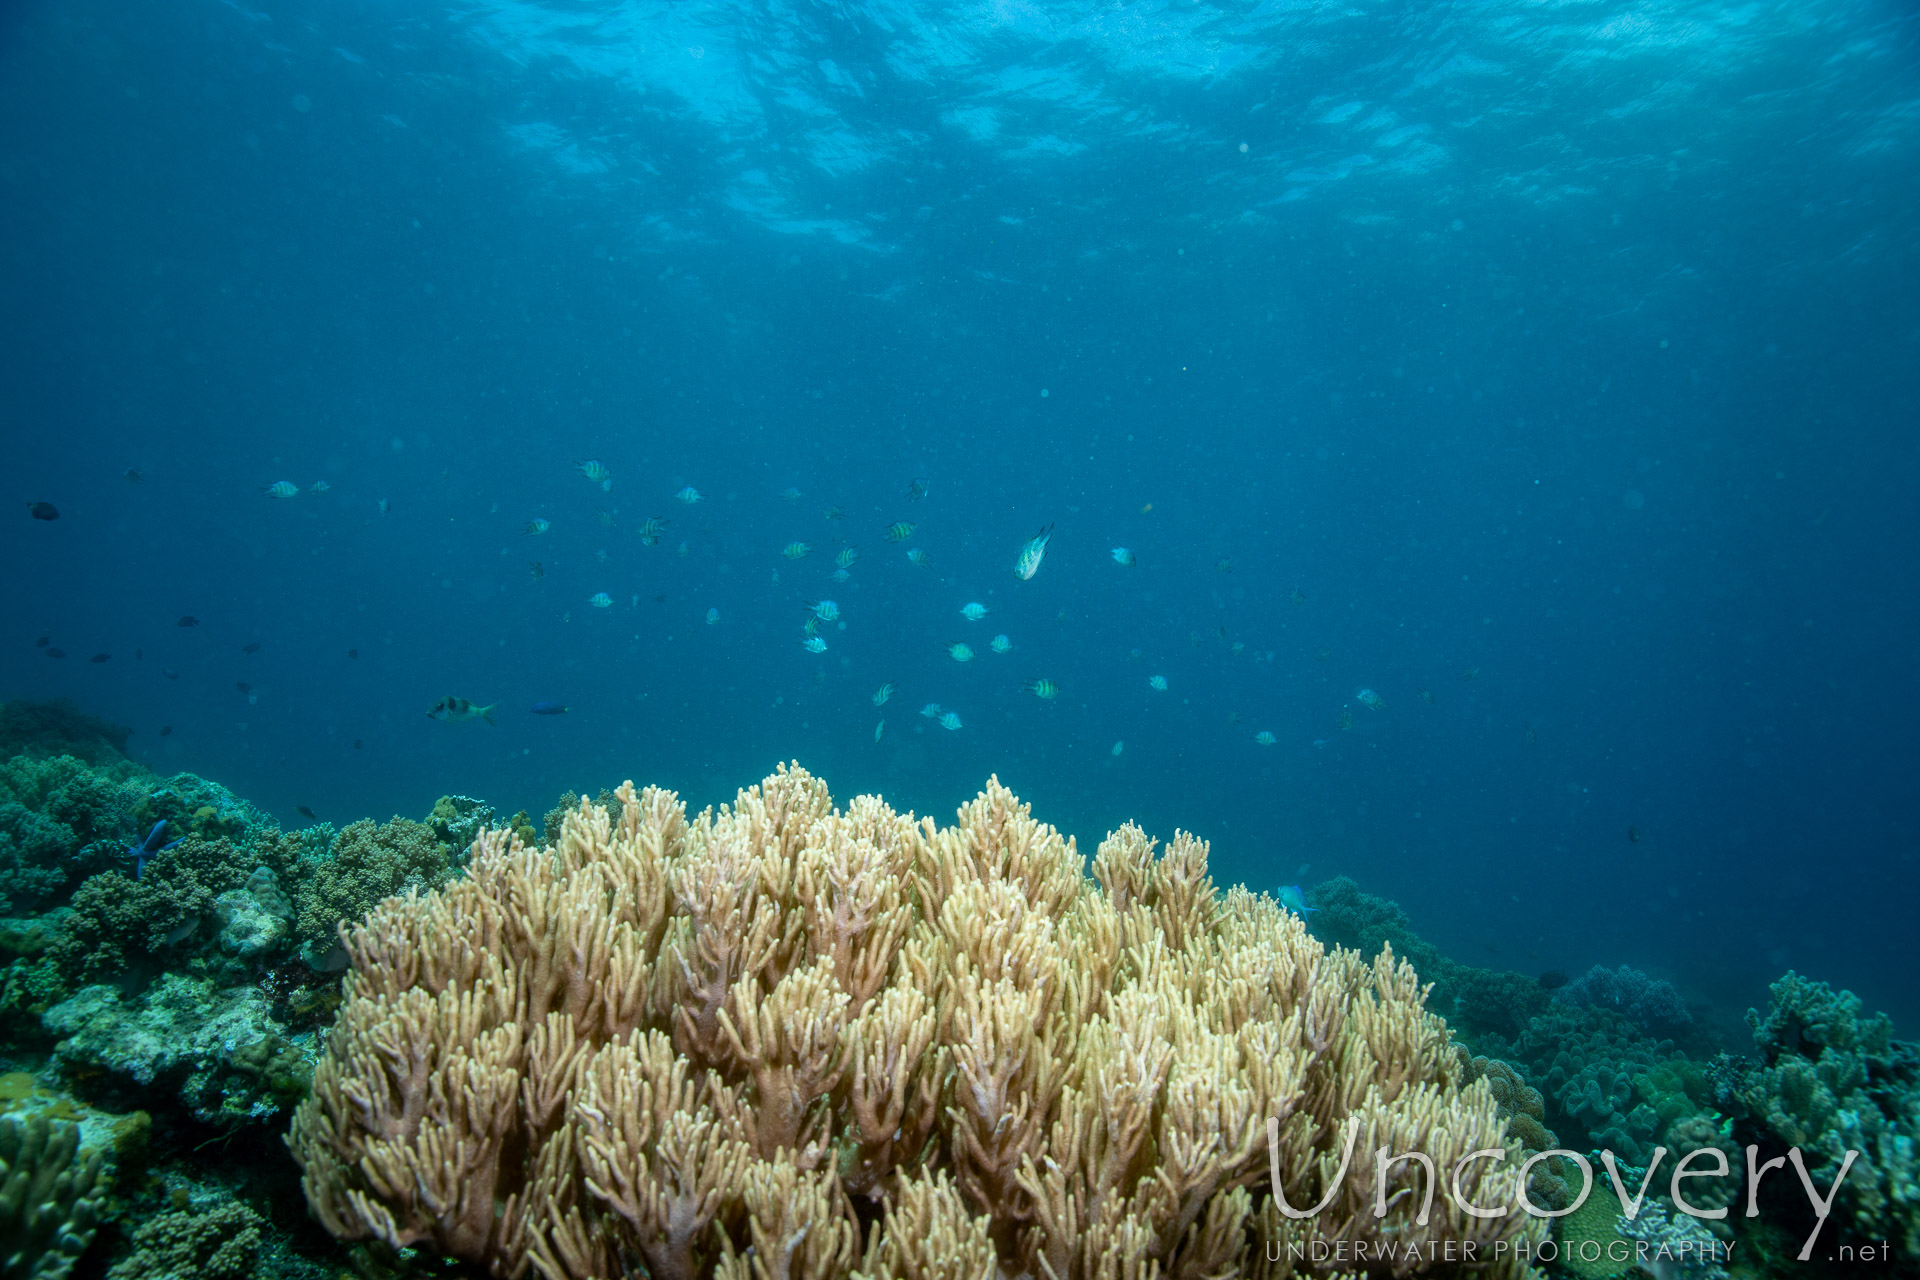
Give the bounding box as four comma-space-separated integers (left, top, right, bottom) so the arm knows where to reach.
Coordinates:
3, 0, 1915, 1038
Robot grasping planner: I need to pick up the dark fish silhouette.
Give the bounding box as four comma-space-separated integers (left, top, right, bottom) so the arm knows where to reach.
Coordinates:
45, 648, 64, 659
347, 648, 358, 659
236, 682, 252, 694
243, 642, 262, 654
160, 725, 172, 736
123, 468, 143, 483
163, 667, 179, 680
178, 616, 199, 627
1627, 825, 1642, 843
529, 701, 569, 715
34, 636, 48, 648
89, 653, 110, 663
296, 805, 317, 820
28, 502, 58, 521
352, 739, 364, 750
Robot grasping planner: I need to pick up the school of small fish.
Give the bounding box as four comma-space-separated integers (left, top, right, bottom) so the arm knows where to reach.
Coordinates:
47, 455, 1403, 774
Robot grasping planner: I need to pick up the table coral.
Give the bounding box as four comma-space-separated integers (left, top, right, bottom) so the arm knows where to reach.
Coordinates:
290, 766, 1546, 1280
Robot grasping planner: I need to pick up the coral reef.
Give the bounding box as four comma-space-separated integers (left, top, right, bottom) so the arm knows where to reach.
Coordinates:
426, 794, 495, 854
290, 817, 451, 958
0, 699, 131, 765
1457, 1051, 1574, 1210
46, 835, 262, 984
290, 767, 1545, 1279
0, 1111, 107, 1279
1615, 1200, 1731, 1280
1558, 964, 1692, 1033
1726, 972, 1919, 1261
104, 1200, 264, 1280
43, 975, 313, 1127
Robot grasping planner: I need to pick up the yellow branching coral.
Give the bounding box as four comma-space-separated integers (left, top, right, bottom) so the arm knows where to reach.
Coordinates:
289, 766, 1545, 1279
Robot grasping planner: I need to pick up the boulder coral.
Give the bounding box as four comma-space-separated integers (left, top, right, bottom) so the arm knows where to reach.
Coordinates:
290, 765, 1545, 1279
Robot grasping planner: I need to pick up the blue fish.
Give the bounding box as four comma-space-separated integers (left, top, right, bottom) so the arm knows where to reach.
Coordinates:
1276, 884, 1317, 917
127, 820, 183, 879
529, 701, 569, 715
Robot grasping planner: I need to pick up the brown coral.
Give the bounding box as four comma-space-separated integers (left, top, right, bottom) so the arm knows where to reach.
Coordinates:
290, 766, 1545, 1279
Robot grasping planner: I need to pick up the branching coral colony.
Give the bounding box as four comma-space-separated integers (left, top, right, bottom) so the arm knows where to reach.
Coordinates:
288, 765, 1543, 1279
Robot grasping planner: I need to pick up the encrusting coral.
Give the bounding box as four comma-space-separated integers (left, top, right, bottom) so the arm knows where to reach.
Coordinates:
290, 765, 1545, 1279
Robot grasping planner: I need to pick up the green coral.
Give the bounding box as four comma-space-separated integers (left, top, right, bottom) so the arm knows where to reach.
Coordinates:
292, 818, 451, 952
1733, 972, 1919, 1261
104, 1200, 264, 1280
45, 835, 260, 984
426, 794, 494, 854
0, 1111, 107, 1280
131, 775, 271, 850
0, 754, 153, 907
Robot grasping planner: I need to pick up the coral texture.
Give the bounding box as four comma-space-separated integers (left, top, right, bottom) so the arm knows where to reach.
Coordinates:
290, 767, 1546, 1279
291, 817, 450, 952
0, 1111, 107, 1279
103, 1200, 264, 1280
43, 975, 312, 1127
1736, 972, 1918, 1261
1557, 965, 1691, 1032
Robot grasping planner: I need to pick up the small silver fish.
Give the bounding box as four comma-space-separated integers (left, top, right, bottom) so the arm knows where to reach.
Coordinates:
938, 711, 963, 731
990, 634, 1012, 654
1148, 675, 1168, 691
577, 459, 612, 487
1254, 731, 1277, 745
808, 600, 840, 621
835, 546, 860, 570
960, 602, 989, 621
1025, 678, 1058, 700
885, 521, 916, 543
801, 635, 828, 653
779, 486, 803, 501
783, 541, 812, 560
588, 593, 613, 608
874, 719, 885, 742
676, 486, 703, 504
1014, 524, 1055, 580
309, 480, 332, 494
706, 607, 720, 625
919, 702, 944, 718
377, 497, 391, 516
873, 682, 897, 706
1111, 547, 1135, 567
637, 516, 669, 545
523, 518, 551, 535
263, 481, 299, 499
946, 642, 974, 662
905, 547, 930, 568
